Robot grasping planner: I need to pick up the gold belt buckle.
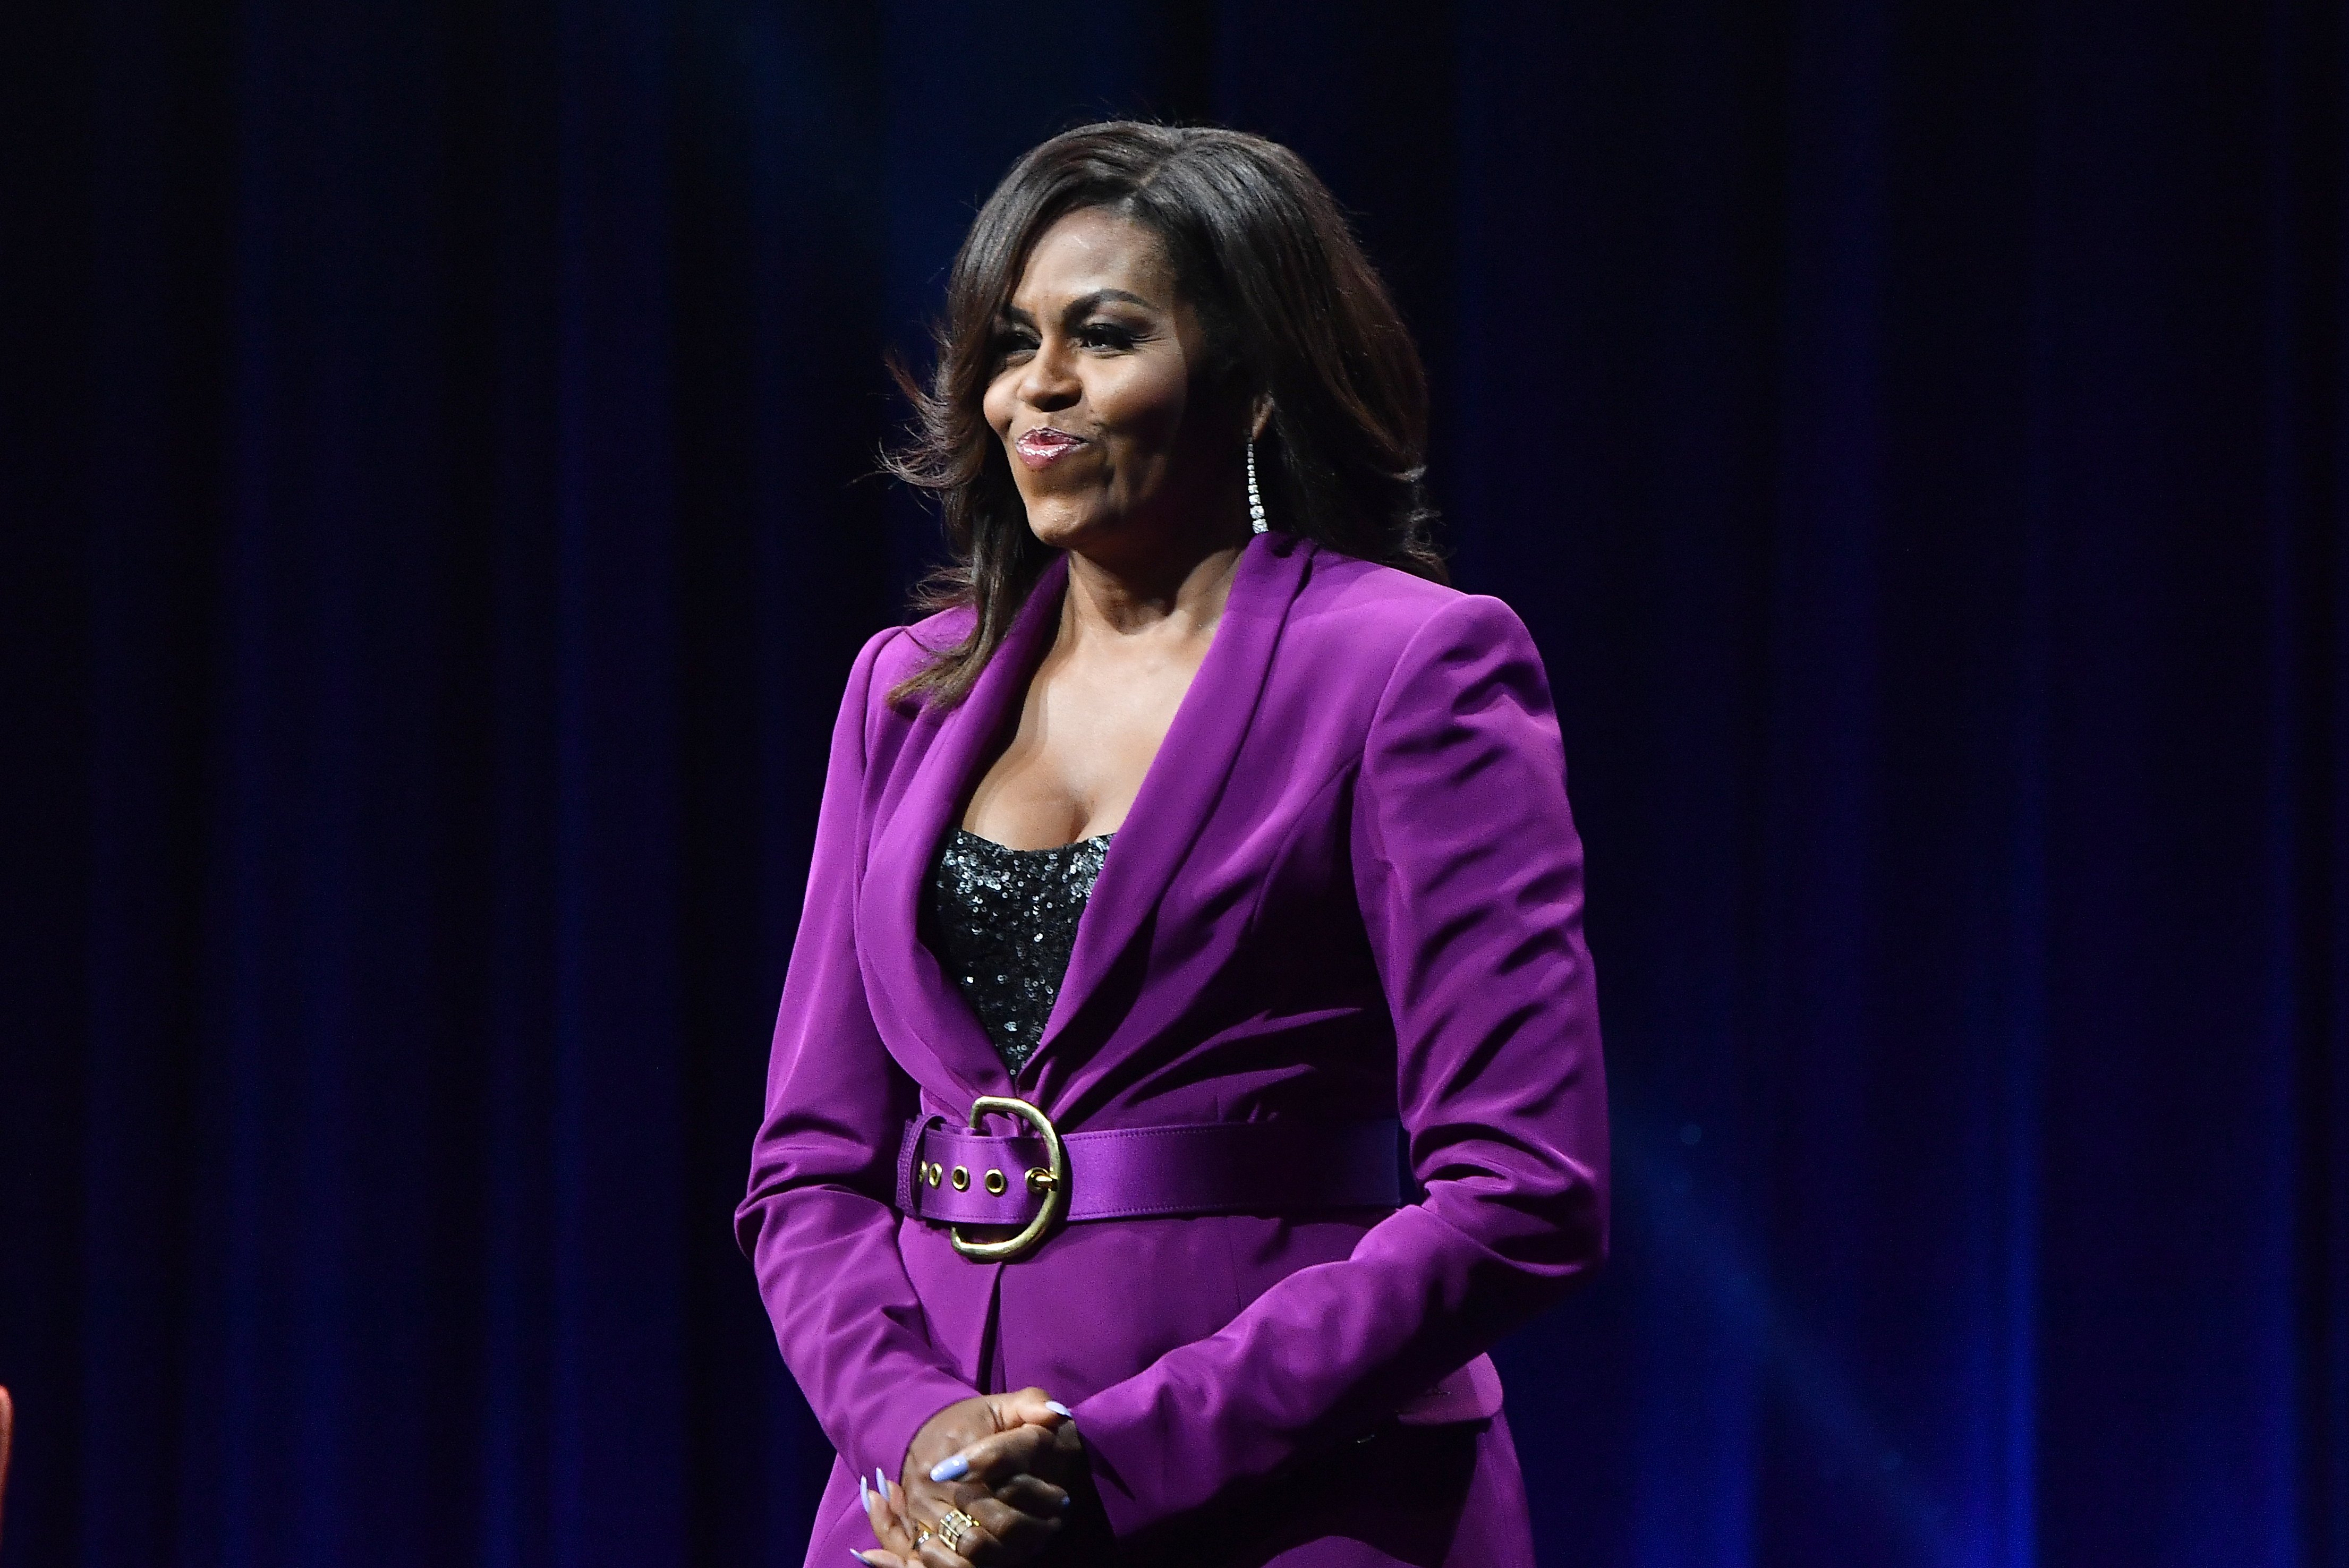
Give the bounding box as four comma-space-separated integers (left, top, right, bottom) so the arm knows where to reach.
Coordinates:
949, 1096, 1068, 1263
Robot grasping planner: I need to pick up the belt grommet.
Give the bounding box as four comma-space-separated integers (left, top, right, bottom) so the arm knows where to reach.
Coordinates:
984, 1169, 1007, 1196
926, 1162, 941, 1186
951, 1165, 969, 1191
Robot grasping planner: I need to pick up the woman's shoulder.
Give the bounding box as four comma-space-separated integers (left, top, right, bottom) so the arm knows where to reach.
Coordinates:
1255, 549, 1554, 767
852, 603, 976, 696
1289, 547, 1536, 666
824, 605, 978, 759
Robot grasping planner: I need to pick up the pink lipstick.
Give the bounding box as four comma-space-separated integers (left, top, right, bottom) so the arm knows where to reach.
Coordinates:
1013, 426, 1086, 468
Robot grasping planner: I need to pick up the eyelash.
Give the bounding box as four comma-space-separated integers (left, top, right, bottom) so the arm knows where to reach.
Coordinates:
993, 322, 1137, 364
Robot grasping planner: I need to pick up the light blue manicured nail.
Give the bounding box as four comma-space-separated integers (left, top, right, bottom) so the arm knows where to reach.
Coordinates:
849, 1550, 874, 1565
929, 1454, 970, 1483
874, 1468, 890, 1498
858, 1473, 870, 1510
1045, 1401, 1073, 1418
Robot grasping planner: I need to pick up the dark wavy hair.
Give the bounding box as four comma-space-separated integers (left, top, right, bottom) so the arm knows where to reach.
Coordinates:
885, 121, 1445, 706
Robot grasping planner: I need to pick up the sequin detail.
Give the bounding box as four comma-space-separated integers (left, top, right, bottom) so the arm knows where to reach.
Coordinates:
927, 829, 1113, 1073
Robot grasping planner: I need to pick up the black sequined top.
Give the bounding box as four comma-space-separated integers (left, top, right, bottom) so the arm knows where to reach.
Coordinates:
927, 829, 1114, 1073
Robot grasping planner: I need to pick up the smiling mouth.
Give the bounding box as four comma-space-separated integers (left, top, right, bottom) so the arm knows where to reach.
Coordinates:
1013, 427, 1086, 468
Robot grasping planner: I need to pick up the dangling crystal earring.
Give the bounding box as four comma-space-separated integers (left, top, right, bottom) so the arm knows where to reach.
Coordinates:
1246, 438, 1269, 534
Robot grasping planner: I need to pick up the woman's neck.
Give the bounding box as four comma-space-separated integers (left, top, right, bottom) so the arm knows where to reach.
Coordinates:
1060, 534, 1249, 644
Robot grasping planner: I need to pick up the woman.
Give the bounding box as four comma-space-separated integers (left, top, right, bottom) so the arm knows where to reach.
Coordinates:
737, 122, 1608, 1568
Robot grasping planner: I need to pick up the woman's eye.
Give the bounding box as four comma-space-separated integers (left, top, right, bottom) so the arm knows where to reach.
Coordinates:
1078, 322, 1137, 350
992, 334, 1038, 364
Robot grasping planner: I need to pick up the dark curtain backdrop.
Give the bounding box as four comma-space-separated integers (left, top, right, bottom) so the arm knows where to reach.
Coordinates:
4, 2, 2346, 1565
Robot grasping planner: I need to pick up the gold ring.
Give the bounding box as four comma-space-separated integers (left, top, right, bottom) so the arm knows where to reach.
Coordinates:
934, 1507, 978, 1554
949, 1096, 1067, 1263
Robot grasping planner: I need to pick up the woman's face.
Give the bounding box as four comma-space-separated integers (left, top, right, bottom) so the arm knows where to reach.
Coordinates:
982, 207, 1244, 561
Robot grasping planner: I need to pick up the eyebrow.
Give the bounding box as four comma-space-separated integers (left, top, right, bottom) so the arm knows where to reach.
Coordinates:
999, 288, 1161, 326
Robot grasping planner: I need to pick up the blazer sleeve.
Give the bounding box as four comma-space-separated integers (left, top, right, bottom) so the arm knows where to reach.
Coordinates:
1069, 594, 1611, 1535
735, 628, 982, 1486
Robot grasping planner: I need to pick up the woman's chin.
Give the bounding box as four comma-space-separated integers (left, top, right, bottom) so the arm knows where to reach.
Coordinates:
1023, 504, 1112, 553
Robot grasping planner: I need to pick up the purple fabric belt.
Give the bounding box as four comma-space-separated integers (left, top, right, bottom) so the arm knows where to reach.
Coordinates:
895, 1115, 1403, 1227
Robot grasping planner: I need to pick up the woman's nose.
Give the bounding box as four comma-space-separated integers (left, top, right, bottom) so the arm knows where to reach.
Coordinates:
1016, 344, 1080, 411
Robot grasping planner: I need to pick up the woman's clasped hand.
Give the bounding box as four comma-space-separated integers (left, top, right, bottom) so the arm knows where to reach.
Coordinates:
855, 1388, 1088, 1567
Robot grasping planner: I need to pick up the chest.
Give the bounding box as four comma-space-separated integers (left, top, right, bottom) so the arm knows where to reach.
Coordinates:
961, 630, 1212, 846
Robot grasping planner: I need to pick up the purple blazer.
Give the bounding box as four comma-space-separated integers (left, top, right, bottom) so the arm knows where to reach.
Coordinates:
737, 533, 1609, 1566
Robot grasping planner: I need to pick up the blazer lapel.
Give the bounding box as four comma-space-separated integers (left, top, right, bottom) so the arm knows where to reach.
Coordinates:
861, 556, 1071, 1104
1034, 532, 1314, 1066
